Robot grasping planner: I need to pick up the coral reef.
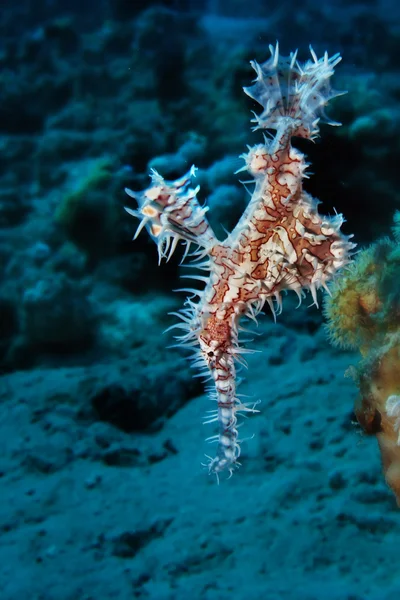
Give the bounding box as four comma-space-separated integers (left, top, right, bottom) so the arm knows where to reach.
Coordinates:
3, 0, 400, 597
325, 216, 400, 505
55, 156, 119, 261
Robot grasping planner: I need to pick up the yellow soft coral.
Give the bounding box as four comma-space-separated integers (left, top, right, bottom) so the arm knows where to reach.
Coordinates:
325, 225, 400, 505
324, 245, 384, 353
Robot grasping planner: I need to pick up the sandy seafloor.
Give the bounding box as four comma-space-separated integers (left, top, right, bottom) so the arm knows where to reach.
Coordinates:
1, 0, 400, 598
1, 313, 399, 600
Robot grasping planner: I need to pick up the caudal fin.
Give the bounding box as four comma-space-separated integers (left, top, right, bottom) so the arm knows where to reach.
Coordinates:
243, 42, 345, 140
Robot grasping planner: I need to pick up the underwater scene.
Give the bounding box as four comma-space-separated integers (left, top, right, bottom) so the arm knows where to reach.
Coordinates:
2, 0, 400, 598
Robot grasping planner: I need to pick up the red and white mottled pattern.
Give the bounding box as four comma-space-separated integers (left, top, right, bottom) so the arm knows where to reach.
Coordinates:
125, 44, 355, 478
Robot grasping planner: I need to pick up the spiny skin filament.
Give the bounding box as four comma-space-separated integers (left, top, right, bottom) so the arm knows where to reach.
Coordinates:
125, 43, 355, 478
